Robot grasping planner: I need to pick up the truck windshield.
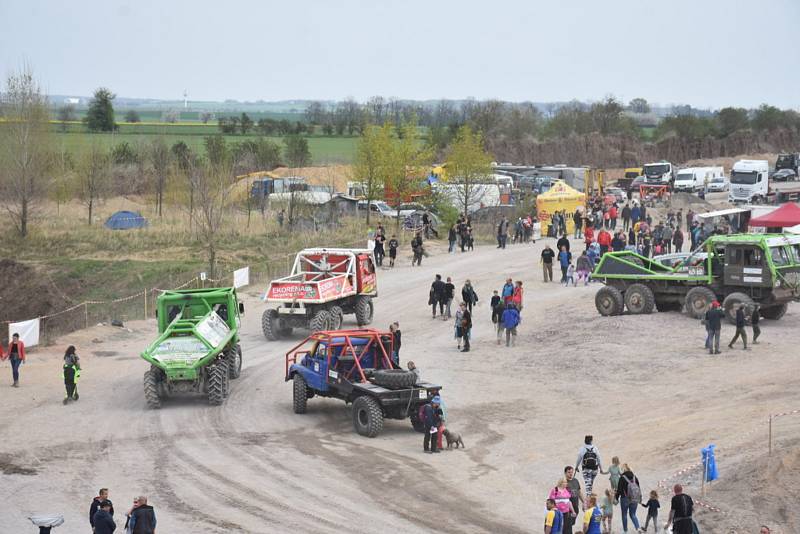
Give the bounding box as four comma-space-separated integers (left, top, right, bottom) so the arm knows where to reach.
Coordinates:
644, 164, 669, 176
771, 247, 790, 267
676, 173, 693, 182
731, 171, 757, 185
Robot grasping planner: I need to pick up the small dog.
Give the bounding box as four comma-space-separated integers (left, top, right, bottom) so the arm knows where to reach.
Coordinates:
442, 428, 465, 450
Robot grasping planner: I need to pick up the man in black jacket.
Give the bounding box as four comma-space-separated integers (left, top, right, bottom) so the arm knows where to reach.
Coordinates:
728, 303, 748, 350
704, 301, 724, 354
556, 234, 570, 253
423, 397, 442, 453
90, 488, 113, 530
430, 275, 446, 318
461, 305, 472, 352
130, 496, 157, 534
93, 500, 116, 534
443, 277, 455, 319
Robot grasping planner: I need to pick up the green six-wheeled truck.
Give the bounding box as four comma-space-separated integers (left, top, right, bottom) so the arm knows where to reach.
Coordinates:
141, 287, 245, 408
592, 233, 800, 323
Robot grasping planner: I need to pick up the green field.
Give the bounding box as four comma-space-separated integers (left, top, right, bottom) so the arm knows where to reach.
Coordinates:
50, 123, 359, 164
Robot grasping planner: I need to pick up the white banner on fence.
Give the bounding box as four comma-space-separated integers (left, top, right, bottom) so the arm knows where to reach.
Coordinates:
9, 318, 40, 348
233, 267, 250, 289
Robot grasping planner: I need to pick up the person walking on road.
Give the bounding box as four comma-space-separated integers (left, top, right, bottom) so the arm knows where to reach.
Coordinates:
460, 303, 472, 352
563, 466, 582, 534
576, 251, 592, 286
497, 217, 509, 249
541, 245, 556, 282
63, 345, 81, 404
462, 280, 479, 313
728, 303, 748, 350
548, 479, 576, 530
129, 495, 157, 534
544, 498, 565, 534
575, 435, 602, 497
581, 494, 603, 534
665, 484, 694, 534
443, 277, 455, 319
573, 209, 584, 239
641, 490, 660, 533
448, 224, 457, 253
751, 304, 761, 344
705, 300, 724, 354
390, 322, 401, 364
429, 275, 446, 318
501, 302, 520, 347
511, 281, 523, 312
615, 464, 643, 533
501, 278, 514, 303
558, 246, 572, 284
423, 396, 442, 453
557, 234, 571, 253
454, 304, 464, 350
2, 333, 26, 387
387, 235, 399, 268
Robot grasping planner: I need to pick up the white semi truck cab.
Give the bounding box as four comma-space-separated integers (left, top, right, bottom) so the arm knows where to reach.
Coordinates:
729, 160, 769, 203
643, 161, 675, 184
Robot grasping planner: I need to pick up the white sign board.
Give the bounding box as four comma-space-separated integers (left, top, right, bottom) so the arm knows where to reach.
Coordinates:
9, 319, 39, 348
152, 336, 207, 362
195, 312, 230, 348
233, 267, 250, 288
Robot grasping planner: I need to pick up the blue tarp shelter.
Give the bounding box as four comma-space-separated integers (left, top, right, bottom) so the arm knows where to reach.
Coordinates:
104, 210, 147, 230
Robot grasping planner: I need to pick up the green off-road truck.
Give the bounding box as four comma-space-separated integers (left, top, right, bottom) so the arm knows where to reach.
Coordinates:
141, 287, 245, 408
591, 233, 800, 323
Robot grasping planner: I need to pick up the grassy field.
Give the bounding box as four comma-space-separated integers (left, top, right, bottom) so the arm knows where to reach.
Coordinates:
51, 126, 359, 164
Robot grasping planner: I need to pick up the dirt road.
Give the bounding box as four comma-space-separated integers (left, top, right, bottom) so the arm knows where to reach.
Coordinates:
1, 238, 798, 533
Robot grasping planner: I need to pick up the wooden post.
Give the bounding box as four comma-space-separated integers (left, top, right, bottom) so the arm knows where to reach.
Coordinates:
84, 303, 89, 329
143, 289, 148, 320
701, 452, 709, 497
768, 415, 773, 457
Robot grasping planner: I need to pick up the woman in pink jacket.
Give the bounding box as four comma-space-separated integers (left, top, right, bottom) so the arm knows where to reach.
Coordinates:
548, 478, 576, 526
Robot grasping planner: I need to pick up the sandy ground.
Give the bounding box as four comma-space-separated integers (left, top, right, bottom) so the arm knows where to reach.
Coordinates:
1, 237, 799, 534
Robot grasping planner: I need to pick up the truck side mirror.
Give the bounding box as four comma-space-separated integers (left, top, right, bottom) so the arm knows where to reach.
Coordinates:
239, 302, 245, 314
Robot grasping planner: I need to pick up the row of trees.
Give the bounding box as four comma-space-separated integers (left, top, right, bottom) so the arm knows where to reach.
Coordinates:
655, 105, 800, 142
217, 114, 311, 136
353, 120, 492, 224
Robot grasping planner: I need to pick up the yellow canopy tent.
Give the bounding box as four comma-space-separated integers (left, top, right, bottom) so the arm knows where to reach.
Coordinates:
536, 181, 586, 236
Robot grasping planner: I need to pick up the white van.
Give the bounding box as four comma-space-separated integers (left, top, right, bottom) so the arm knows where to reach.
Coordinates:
674, 167, 724, 192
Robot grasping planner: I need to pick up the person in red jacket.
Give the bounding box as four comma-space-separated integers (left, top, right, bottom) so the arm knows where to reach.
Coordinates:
597, 229, 612, 255
1, 333, 26, 387
583, 225, 594, 251
608, 204, 618, 230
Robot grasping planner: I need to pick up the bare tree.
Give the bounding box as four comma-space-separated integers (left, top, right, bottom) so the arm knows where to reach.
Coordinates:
57, 104, 76, 132
77, 144, 110, 225
148, 137, 170, 217
189, 160, 235, 278
0, 67, 51, 237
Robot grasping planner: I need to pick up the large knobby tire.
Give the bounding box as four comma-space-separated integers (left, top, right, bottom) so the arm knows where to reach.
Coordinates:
760, 303, 788, 320
723, 292, 755, 325
262, 309, 280, 341
228, 345, 242, 379
143, 368, 162, 409
595, 286, 624, 316
329, 306, 344, 330
354, 296, 374, 326
293, 374, 308, 414
410, 410, 427, 433
685, 287, 717, 319
352, 396, 383, 437
372, 369, 417, 389
207, 359, 229, 406
624, 283, 655, 314
310, 309, 332, 332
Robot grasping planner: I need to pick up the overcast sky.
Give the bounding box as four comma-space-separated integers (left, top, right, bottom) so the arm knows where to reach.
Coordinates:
1, 0, 798, 109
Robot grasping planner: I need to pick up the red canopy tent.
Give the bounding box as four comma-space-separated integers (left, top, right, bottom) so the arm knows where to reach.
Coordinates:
749, 203, 800, 228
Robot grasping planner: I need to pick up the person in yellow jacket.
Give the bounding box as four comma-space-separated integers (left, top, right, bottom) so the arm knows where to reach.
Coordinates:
63, 345, 81, 405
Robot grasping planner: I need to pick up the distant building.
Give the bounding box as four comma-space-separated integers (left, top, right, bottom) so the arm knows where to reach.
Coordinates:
64, 97, 80, 105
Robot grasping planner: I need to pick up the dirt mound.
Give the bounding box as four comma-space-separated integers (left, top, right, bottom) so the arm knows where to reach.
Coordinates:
701, 447, 800, 533
0, 260, 83, 343
669, 192, 714, 211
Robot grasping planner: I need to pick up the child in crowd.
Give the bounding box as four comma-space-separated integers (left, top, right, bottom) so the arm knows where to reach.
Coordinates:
564, 263, 575, 287
641, 490, 660, 532
601, 488, 614, 534
602, 456, 622, 491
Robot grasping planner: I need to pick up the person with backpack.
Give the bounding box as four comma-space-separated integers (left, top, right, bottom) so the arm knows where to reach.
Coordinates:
501, 278, 514, 303
548, 479, 575, 532
501, 302, 520, 347
614, 464, 642, 533
460, 304, 472, 353
544, 497, 565, 534
443, 277, 456, 320
387, 235, 399, 268
575, 435, 603, 497
665, 484, 694, 534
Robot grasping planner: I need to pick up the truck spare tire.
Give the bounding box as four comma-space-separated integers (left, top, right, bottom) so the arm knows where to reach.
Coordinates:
372, 369, 417, 388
